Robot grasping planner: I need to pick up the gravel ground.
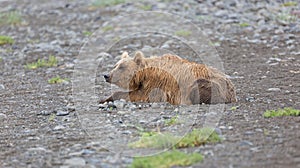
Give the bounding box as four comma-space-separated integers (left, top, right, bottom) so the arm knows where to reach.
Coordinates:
1, 0, 300, 168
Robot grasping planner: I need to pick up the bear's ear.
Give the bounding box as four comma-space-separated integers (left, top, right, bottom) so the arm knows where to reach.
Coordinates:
133, 51, 145, 66
121, 51, 129, 59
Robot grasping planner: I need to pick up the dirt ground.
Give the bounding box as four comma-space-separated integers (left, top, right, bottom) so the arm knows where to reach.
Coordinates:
0, 0, 299, 168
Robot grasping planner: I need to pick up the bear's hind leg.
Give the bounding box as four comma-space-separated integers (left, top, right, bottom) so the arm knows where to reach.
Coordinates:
189, 78, 226, 104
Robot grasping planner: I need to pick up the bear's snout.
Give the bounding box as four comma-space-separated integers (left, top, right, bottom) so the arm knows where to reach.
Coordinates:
103, 74, 111, 82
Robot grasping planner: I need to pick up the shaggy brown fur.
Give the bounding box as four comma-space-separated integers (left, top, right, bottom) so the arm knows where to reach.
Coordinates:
100, 51, 237, 105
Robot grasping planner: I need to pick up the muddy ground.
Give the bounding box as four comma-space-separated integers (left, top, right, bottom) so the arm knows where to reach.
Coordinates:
0, 0, 300, 168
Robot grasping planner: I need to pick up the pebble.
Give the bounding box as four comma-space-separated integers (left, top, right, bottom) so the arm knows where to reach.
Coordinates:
214, 10, 228, 18
66, 105, 75, 112
53, 125, 65, 131
56, 110, 70, 116
244, 131, 254, 135
239, 140, 253, 146
114, 100, 125, 109
139, 120, 146, 124
151, 102, 160, 108
214, 128, 222, 136
245, 97, 255, 102
122, 130, 132, 134
255, 128, 263, 132
0, 113, 7, 121
0, 84, 5, 90
64, 157, 86, 166
37, 110, 52, 116
267, 88, 281, 92
99, 104, 107, 109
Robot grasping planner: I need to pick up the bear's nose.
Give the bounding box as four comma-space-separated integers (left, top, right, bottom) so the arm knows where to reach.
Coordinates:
104, 74, 110, 82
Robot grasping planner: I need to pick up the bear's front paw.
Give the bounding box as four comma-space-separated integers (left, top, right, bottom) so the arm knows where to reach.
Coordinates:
98, 99, 107, 104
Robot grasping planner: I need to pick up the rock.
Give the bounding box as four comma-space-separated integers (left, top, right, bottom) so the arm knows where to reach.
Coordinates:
255, 128, 263, 132
0, 84, 5, 90
244, 131, 254, 135
286, 39, 295, 45
214, 128, 222, 136
267, 88, 281, 92
239, 140, 253, 146
290, 51, 300, 56
151, 102, 160, 108
122, 130, 132, 134
53, 125, 65, 131
99, 103, 107, 109
37, 110, 52, 116
114, 100, 125, 109
247, 39, 261, 44
139, 120, 146, 124
64, 157, 86, 166
245, 97, 255, 102
214, 10, 228, 18
0, 113, 7, 121
56, 110, 70, 116
65, 62, 75, 69
66, 105, 75, 112
228, 126, 233, 130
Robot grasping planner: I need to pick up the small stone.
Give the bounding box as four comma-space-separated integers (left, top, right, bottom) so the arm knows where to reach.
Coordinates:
139, 120, 146, 124
122, 130, 132, 134
37, 110, 52, 116
117, 111, 128, 115
0, 113, 7, 121
286, 40, 295, 45
53, 125, 65, 131
255, 128, 263, 132
0, 84, 5, 90
214, 10, 228, 18
66, 105, 75, 112
267, 88, 281, 92
290, 51, 300, 56
151, 103, 160, 108
56, 110, 70, 116
274, 29, 284, 34
114, 100, 125, 109
203, 150, 214, 156
247, 39, 261, 44
65, 62, 75, 69
228, 126, 234, 130
239, 140, 253, 146
99, 104, 107, 109
214, 128, 222, 136
64, 157, 86, 166
244, 131, 254, 135
246, 97, 255, 102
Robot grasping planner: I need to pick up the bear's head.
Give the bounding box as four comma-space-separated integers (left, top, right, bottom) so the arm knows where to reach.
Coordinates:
104, 51, 146, 90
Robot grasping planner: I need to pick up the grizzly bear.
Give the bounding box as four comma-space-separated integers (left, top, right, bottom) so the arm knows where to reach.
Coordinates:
100, 51, 237, 105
